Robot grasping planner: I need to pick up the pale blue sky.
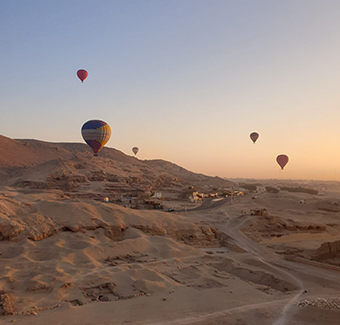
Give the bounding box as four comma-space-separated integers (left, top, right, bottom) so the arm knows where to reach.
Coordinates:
1, 0, 340, 180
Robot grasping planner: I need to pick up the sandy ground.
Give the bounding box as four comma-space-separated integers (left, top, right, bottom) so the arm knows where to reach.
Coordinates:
1, 183, 340, 325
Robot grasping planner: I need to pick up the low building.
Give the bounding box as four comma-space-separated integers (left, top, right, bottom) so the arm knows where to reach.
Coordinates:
232, 191, 245, 196
152, 192, 162, 198
121, 195, 139, 208
139, 192, 151, 200
189, 191, 204, 203
250, 208, 268, 216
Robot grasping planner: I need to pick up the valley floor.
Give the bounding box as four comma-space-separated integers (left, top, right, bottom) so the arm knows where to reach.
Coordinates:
1, 188, 340, 324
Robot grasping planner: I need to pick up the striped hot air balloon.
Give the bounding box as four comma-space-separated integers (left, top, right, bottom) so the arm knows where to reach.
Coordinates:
132, 147, 139, 155
81, 120, 111, 156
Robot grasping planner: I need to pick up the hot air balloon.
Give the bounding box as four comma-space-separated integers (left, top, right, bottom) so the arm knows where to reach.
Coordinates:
132, 147, 139, 155
77, 69, 88, 83
250, 132, 259, 144
81, 120, 111, 156
276, 154, 289, 170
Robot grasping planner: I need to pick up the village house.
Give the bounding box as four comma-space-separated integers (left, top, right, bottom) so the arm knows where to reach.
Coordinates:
250, 208, 268, 216
121, 194, 144, 208
189, 191, 204, 203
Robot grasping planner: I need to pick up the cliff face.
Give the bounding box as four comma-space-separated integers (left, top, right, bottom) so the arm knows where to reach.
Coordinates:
313, 240, 340, 261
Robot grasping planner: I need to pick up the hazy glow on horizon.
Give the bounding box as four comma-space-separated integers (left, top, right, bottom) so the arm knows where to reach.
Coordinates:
1, 1, 340, 181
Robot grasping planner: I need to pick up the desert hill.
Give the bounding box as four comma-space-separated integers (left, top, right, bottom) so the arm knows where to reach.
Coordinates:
0, 135, 234, 198
0, 135, 146, 168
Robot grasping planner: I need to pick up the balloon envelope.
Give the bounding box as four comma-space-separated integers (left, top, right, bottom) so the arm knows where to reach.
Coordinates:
81, 120, 111, 156
276, 154, 289, 170
132, 147, 139, 155
250, 132, 259, 144
77, 69, 88, 83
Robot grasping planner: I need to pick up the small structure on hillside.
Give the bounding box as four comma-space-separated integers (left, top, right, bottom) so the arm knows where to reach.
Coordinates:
151, 192, 162, 198
231, 191, 245, 196
189, 191, 204, 203
144, 199, 164, 210
256, 186, 267, 193
250, 208, 268, 216
121, 195, 139, 208
139, 192, 151, 200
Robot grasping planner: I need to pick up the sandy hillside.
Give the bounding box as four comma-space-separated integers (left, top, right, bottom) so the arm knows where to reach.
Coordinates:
1, 138, 340, 324
0, 135, 234, 196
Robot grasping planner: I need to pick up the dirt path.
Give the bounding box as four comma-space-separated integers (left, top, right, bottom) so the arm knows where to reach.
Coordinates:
147, 297, 292, 325
170, 201, 340, 325
218, 213, 304, 325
